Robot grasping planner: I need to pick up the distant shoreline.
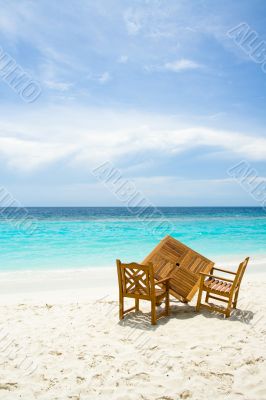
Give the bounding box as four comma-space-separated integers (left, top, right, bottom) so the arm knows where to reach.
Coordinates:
0, 255, 264, 305
0, 252, 265, 274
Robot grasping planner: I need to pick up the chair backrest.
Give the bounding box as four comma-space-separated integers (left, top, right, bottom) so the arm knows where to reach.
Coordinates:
233, 257, 250, 289
116, 260, 155, 299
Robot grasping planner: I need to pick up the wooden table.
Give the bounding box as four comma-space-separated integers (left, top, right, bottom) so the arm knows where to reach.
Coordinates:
142, 235, 214, 302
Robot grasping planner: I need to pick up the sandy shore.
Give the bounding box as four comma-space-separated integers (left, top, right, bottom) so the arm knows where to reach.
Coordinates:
0, 259, 265, 399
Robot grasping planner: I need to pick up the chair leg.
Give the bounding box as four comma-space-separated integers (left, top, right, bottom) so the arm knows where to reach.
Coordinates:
119, 295, 124, 320
226, 296, 233, 318
135, 298, 139, 312
196, 287, 203, 312
165, 290, 170, 316
205, 292, 210, 303
233, 289, 239, 309
151, 299, 157, 325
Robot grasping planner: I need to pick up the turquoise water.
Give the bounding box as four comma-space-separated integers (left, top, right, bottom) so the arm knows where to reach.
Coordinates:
0, 207, 265, 271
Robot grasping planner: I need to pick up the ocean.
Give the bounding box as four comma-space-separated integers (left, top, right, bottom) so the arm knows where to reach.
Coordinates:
0, 207, 265, 272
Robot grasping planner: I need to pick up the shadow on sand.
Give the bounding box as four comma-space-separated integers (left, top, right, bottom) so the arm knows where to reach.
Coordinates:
118, 299, 255, 331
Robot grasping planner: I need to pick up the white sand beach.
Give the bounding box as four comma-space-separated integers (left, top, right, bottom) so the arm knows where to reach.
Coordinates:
0, 259, 266, 400
1, 0, 266, 399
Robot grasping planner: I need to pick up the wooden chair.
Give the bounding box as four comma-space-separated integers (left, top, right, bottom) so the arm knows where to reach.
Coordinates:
196, 257, 249, 317
116, 260, 170, 325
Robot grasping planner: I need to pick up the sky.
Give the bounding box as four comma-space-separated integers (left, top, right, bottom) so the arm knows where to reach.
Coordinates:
0, 0, 266, 206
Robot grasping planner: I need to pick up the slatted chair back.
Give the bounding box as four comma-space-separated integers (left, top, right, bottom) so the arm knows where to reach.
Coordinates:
117, 261, 155, 300
233, 257, 250, 290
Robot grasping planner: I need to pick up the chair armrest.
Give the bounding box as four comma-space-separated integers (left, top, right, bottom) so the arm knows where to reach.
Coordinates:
199, 272, 234, 283
213, 267, 237, 275
155, 277, 171, 285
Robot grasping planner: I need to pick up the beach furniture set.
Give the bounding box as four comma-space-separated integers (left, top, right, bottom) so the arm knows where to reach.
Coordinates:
116, 235, 249, 324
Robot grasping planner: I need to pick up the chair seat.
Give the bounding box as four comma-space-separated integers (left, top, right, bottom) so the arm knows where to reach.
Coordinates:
127, 288, 166, 297
204, 277, 232, 293
196, 257, 249, 318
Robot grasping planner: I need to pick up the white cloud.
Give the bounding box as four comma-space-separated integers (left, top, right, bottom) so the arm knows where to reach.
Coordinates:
38, 59, 75, 94
124, 176, 262, 206
9, 176, 260, 206
44, 80, 73, 91
0, 106, 265, 173
124, 9, 142, 36
164, 59, 202, 72
0, 14, 17, 36
41, 47, 74, 68
98, 72, 111, 84
0, 135, 76, 172
118, 55, 128, 64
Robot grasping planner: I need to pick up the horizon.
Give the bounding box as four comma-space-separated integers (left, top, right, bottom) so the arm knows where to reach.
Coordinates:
0, 205, 264, 208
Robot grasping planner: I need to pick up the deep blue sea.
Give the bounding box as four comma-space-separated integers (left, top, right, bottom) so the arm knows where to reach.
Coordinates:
0, 207, 265, 272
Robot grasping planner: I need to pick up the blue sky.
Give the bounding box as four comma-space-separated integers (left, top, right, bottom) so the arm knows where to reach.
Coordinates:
0, 0, 266, 206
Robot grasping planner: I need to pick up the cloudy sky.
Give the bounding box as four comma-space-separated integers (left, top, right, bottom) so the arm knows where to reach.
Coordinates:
0, 0, 265, 206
